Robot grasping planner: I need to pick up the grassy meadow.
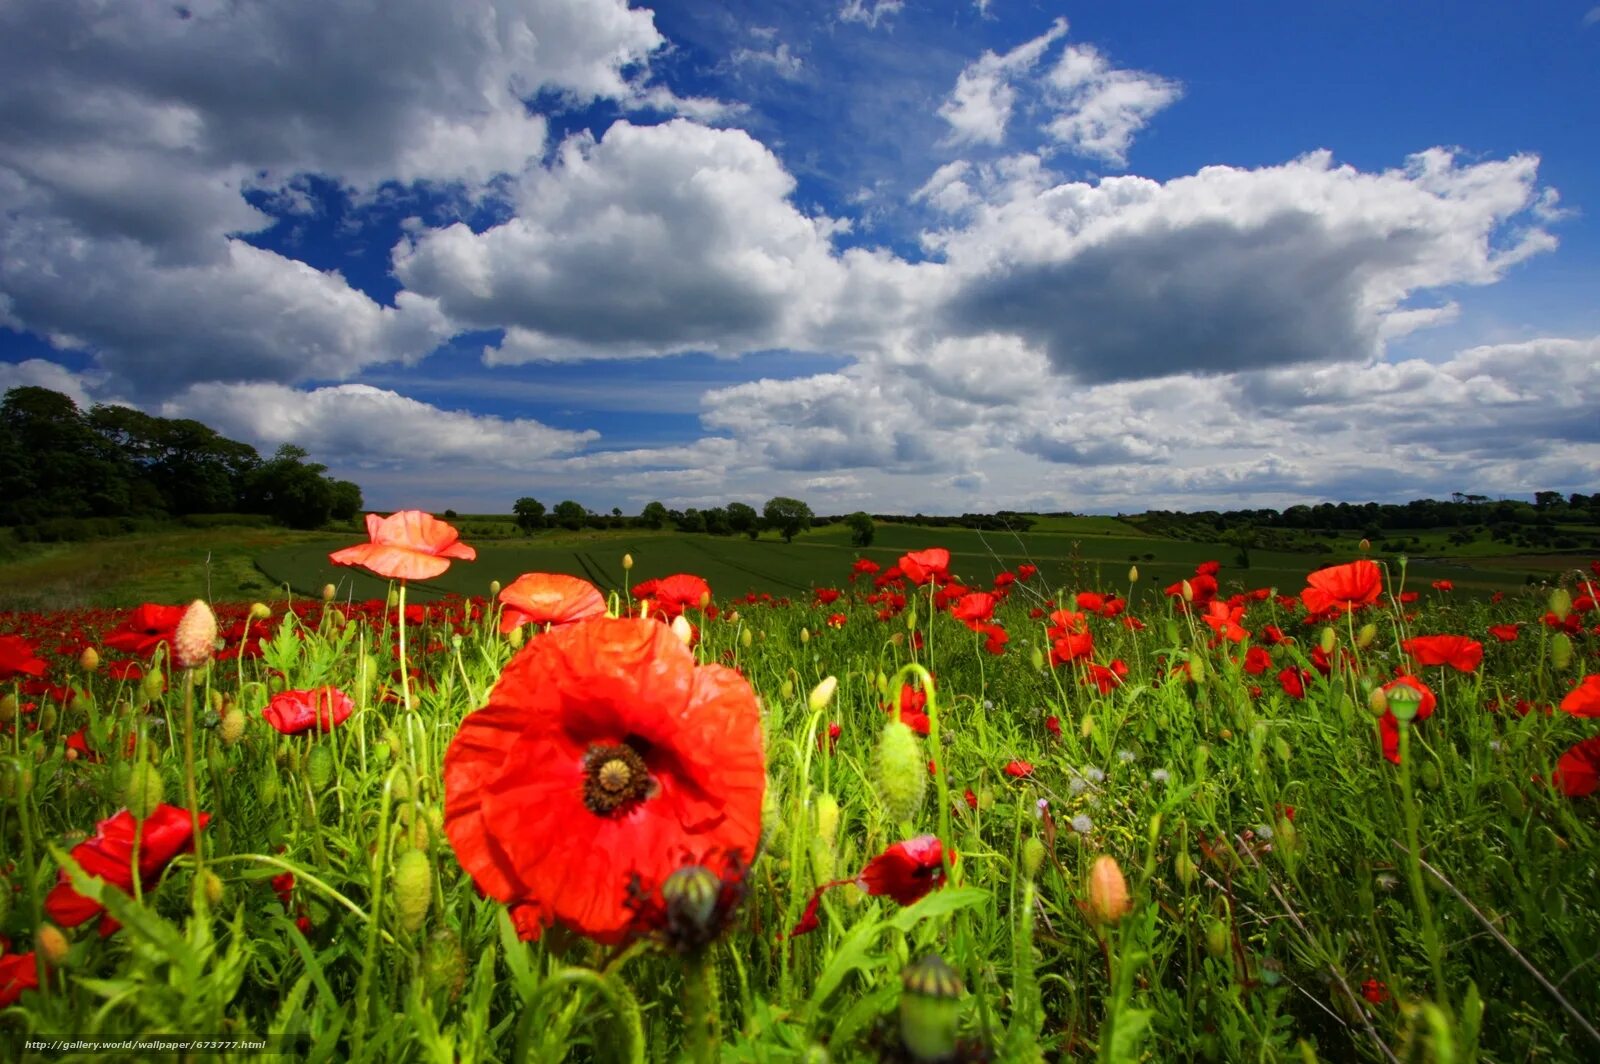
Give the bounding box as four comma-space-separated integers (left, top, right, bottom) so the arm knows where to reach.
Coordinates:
0, 516, 1598, 1061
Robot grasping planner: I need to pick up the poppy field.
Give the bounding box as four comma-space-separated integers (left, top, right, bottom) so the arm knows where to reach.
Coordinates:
2, 510, 1600, 1062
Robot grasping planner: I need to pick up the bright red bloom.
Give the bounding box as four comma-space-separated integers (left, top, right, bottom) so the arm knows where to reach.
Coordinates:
1050, 631, 1095, 666
104, 603, 186, 657
1554, 736, 1600, 798
1074, 591, 1105, 613
1202, 601, 1249, 643
498, 573, 606, 634
1045, 716, 1061, 737
1361, 979, 1390, 1005
1016, 564, 1038, 582
1004, 760, 1034, 778
1196, 560, 1221, 577
857, 835, 952, 906
1243, 646, 1272, 676
852, 558, 881, 575
976, 622, 1008, 655
1560, 675, 1600, 718
444, 617, 765, 944
0, 635, 48, 681
329, 511, 476, 581
1488, 623, 1520, 643
263, 687, 354, 735
1083, 659, 1128, 694
1431, 580, 1454, 592
1403, 635, 1483, 673
1300, 560, 1382, 616
950, 591, 997, 628
45, 804, 209, 935
826, 612, 848, 629
889, 683, 930, 735
1278, 666, 1311, 700
993, 572, 1016, 590
818, 722, 843, 751
898, 548, 951, 586
814, 588, 842, 606
1378, 675, 1437, 765
0, 951, 39, 1008
634, 574, 713, 619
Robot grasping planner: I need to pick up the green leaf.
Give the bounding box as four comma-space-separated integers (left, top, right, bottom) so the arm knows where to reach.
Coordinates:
810, 912, 887, 1015
1105, 1006, 1154, 1064
888, 886, 990, 933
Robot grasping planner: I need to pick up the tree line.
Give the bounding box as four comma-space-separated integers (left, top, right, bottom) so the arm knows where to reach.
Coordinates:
0, 386, 362, 535
512, 496, 880, 546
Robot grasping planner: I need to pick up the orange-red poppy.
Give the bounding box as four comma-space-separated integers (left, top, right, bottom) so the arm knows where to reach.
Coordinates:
633, 574, 712, 619
1403, 634, 1483, 673
443, 616, 765, 944
45, 804, 209, 936
898, 548, 951, 586
1300, 560, 1382, 615
329, 511, 476, 581
1554, 736, 1600, 798
0, 950, 39, 1008
498, 572, 606, 634
263, 686, 354, 734
103, 603, 186, 658
1560, 674, 1600, 718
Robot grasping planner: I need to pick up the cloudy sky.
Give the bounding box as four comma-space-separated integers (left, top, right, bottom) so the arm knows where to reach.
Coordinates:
2, 1, 1598, 515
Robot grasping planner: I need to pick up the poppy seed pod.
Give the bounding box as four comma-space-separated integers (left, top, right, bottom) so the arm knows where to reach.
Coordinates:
174, 599, 218, 670
899, 954, 964, 1063
1088, 855, 1131, 924
875, 719, 927, 824
1385, 682, 1422, 723
660, 864, 721, 942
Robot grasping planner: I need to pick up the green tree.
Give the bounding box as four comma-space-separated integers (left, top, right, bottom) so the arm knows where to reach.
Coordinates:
0, 386, 133, 523
726, 501, 758, 535
639, 501, 669, 530
329, 480, 364, 522
845, 511, 875, 547
762, 496, 813, 544
553, 500, 587, 530
244, 444, 334, 529
513, 497, 547, 533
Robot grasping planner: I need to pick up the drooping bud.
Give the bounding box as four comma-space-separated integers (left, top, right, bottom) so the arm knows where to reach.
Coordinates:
220, 707, 246, 745
36, 923, 70, 968
1174, 850, 1198, 887
1188, 651, 1206, 682
79, 646, 100, 672
393, 848, 432, 933
1080, 714, 1095, 738
203, 871, 225, 907
780, 679, 795, 702
1367, 686, 1389, 717
1087, 855, 1131, 924
1204, 916, 1230, 959
808, 676, 839, 713
1319, 626, 1337, 656
423, 929, 468, 1002
875, 719, 927, 824
174, 599, 218, 670
141, 668, 166, 701
740, 628, 753, 648
1181, 579, 1194, 603
506, 624, 524, 649
249, 602, 272, 621
899, 954, 964, 1064
1029, 645, 1045, 671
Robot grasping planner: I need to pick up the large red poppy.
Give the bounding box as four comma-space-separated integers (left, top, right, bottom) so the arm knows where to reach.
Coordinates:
498, 573, 607, 634
262, 687, 355, 734
1403, 635, 1483, 673
633, 574, 713, 619
899, 548, 951, 586
443, 616, 765, 944
329, 511, 476, 581
1553, 736, 1600, 798
949, 591, 997, 628
0, 635, 48, 681
1300, 560, 1383, 616
45, 804, 210, 935
103, 603, 186, 658
1560, 675, 1600, 718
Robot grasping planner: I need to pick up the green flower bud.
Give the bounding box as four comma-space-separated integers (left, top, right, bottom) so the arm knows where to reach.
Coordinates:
875, 719, 926, 824
306, 744, 334, 791
424, 929, 468, 1001
1549, 587, 1572, 621
1205, 916, 1230, 959
1319, 626, 1337, 656
393, 848, 432, 934
1356, 622, 1377, 649
816, 792, 840, 846
1552, 633, 1573, 671
1174, 850, 1198, 887
126, 761, 165, 818
1021, 836, 1046, 879
142, 668, 166, 701
220, 708, 246, 746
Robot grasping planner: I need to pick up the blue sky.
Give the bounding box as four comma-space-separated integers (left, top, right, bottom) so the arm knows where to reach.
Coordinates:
2, 0, 1597, 514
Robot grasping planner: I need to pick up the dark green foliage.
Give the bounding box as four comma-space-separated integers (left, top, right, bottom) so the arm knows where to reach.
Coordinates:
846, 511, 875, 547
763, 496, 814, 543
512, 497, 546, 533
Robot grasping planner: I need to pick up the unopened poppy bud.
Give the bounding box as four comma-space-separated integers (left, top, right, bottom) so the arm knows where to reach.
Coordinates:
670, 614, 694, 646
79, 646, 100, 672
38, 703, 57, 731
393, 848, 432, 933
424, 929, 468, 1002
387, 589, 400, 609
1088, 855, 1131, 924
142, 668, 165, 700
1386, 683, 1421, 724
322, 583, 336, 602
1022, 836, 1046, 879
126, 761, 164, 818
203, 870, 225, 907
1275, 815, 1299, 857
1356, 622, 1377, 649
889, 631, 905, 647
1275, 737, 1292, 764
740, 628, 753, 648
808, 676, 839, 713
661, 864, 721, 941
506, 624, 524, 648
780, 679, 795, 701
0, 761, 31, 799
1549, 587, 1572, 621
307, 744, 334, 791
899, 954, 964, 1064
622, 553, 634, 571
1551, 633, 1572, 670
1204, 916, 1229, 959
1128, 565, 1139, 583
219, 708, 246, 745
906, 608, 917, 630
1174, 850, 1198, 887
487, 579, 501, 598
816, 792, 840, 846
876, 671, 889, 696
799, 627, 810, 645
1359, 538, 1371, 553
1181, 579, 1194, 603
36, 923, 70, 968
1368, 686, 1389, 717
1029, 645, 1045, 670
1319, 626, 1337, 656
249, 602, 271, 620
875, 719, 927, 824
329, 607, 347, 628
1217, 727, 1233, 741
1080, 713, 1095, 738
174, 599, 218, 670
1188, 652, 1206, 682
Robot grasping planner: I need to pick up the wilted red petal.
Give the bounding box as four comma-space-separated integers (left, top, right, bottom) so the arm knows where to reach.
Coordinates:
262, 687, 354, 734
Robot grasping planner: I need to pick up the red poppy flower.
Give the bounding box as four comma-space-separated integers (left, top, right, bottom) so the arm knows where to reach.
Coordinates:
634, 574, 712, 619
329, 511, 476, 581
1553, 736, 1600, 798
262, 687, 355, 734
1278, 666, 1311, 700
1361, 979, 1390, 1005
443, 617, 765, 944
104, 603, 186, 658
1243, 646, 1272, 676
1431, 580, 1453, 592
1488, 624, 1520, 643
1050, 631, 1094, 666
45, 804, 209, 935
1004, 759, 1035, 778
1560, 675, 1600, 718
976, 622, 1008, 655
0, 950, 39, 1008
1083, 659, 1128, 694
857, 835, 952, 906
1202, 601, 1249, 644
889, 683, 931, 736
1016, 564, 1038, 582
1403, 635, 1483, 673
497, 573, 606, 634
1300, 560, 1382, 616
0, 635, 48, 681
898, 548, 951, 586
814, 588, 842, 606
1045, 716, 1061, 737
950, 591, 997, 628
993, 571, 1016, 590
817, 722, 843, 751
851, 558, 881, 576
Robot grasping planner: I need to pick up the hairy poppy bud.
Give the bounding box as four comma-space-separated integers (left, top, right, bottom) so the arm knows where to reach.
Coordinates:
905, 608, 917, 631
1128, 565, 1139, 583
1088, 855, 1131, 924
1022, 836, 1046, 879
307, 744, 334, 791
1188, 652, 1206, 682
393, 848, 432, 933
126, 761, 164, 818
1551, 633, 1573, 670
1029, 645, 1045, 670
816, 792, 840, 846
506, 624, 524, 648
250, 602, 272, 620
799, 627, 810, 645
1080, 714, 1095, 738
1367, 686, 1389, 717
79, 646, 100, 672
220, 708, 246, 746
661, 864, 721, 943
1356, 622, 1377, 649
1204, 916, 1229, 958
175, 599, 218, 670
1549, 587, 1572, 621
424, 929, 468, 1001
780, 679, 795, 701
1181, 579, 1194, 603
142, 668, 165, 701
329, 607, 347, 628
36, 923, 70, 968
1174, 850, 1197, 887
899, 954, 964, 1064
1319, 626, 1337, 656
622, 553, 634, 571
740, 628, 753, 648
488, 579, 501, 597
809, 676, 838, 713
322, 583, 336, 603
204, 871, 225, 907
875, 719, 927, 824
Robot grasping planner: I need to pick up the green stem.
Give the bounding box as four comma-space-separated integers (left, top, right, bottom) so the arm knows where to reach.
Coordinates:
682, 948, 721, 1064
1397, 723, 1449, 1013
182, 668, 206, 886
396, 580, 413, 715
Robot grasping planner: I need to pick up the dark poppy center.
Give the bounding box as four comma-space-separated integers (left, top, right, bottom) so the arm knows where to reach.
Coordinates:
582, 742, 653, 816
